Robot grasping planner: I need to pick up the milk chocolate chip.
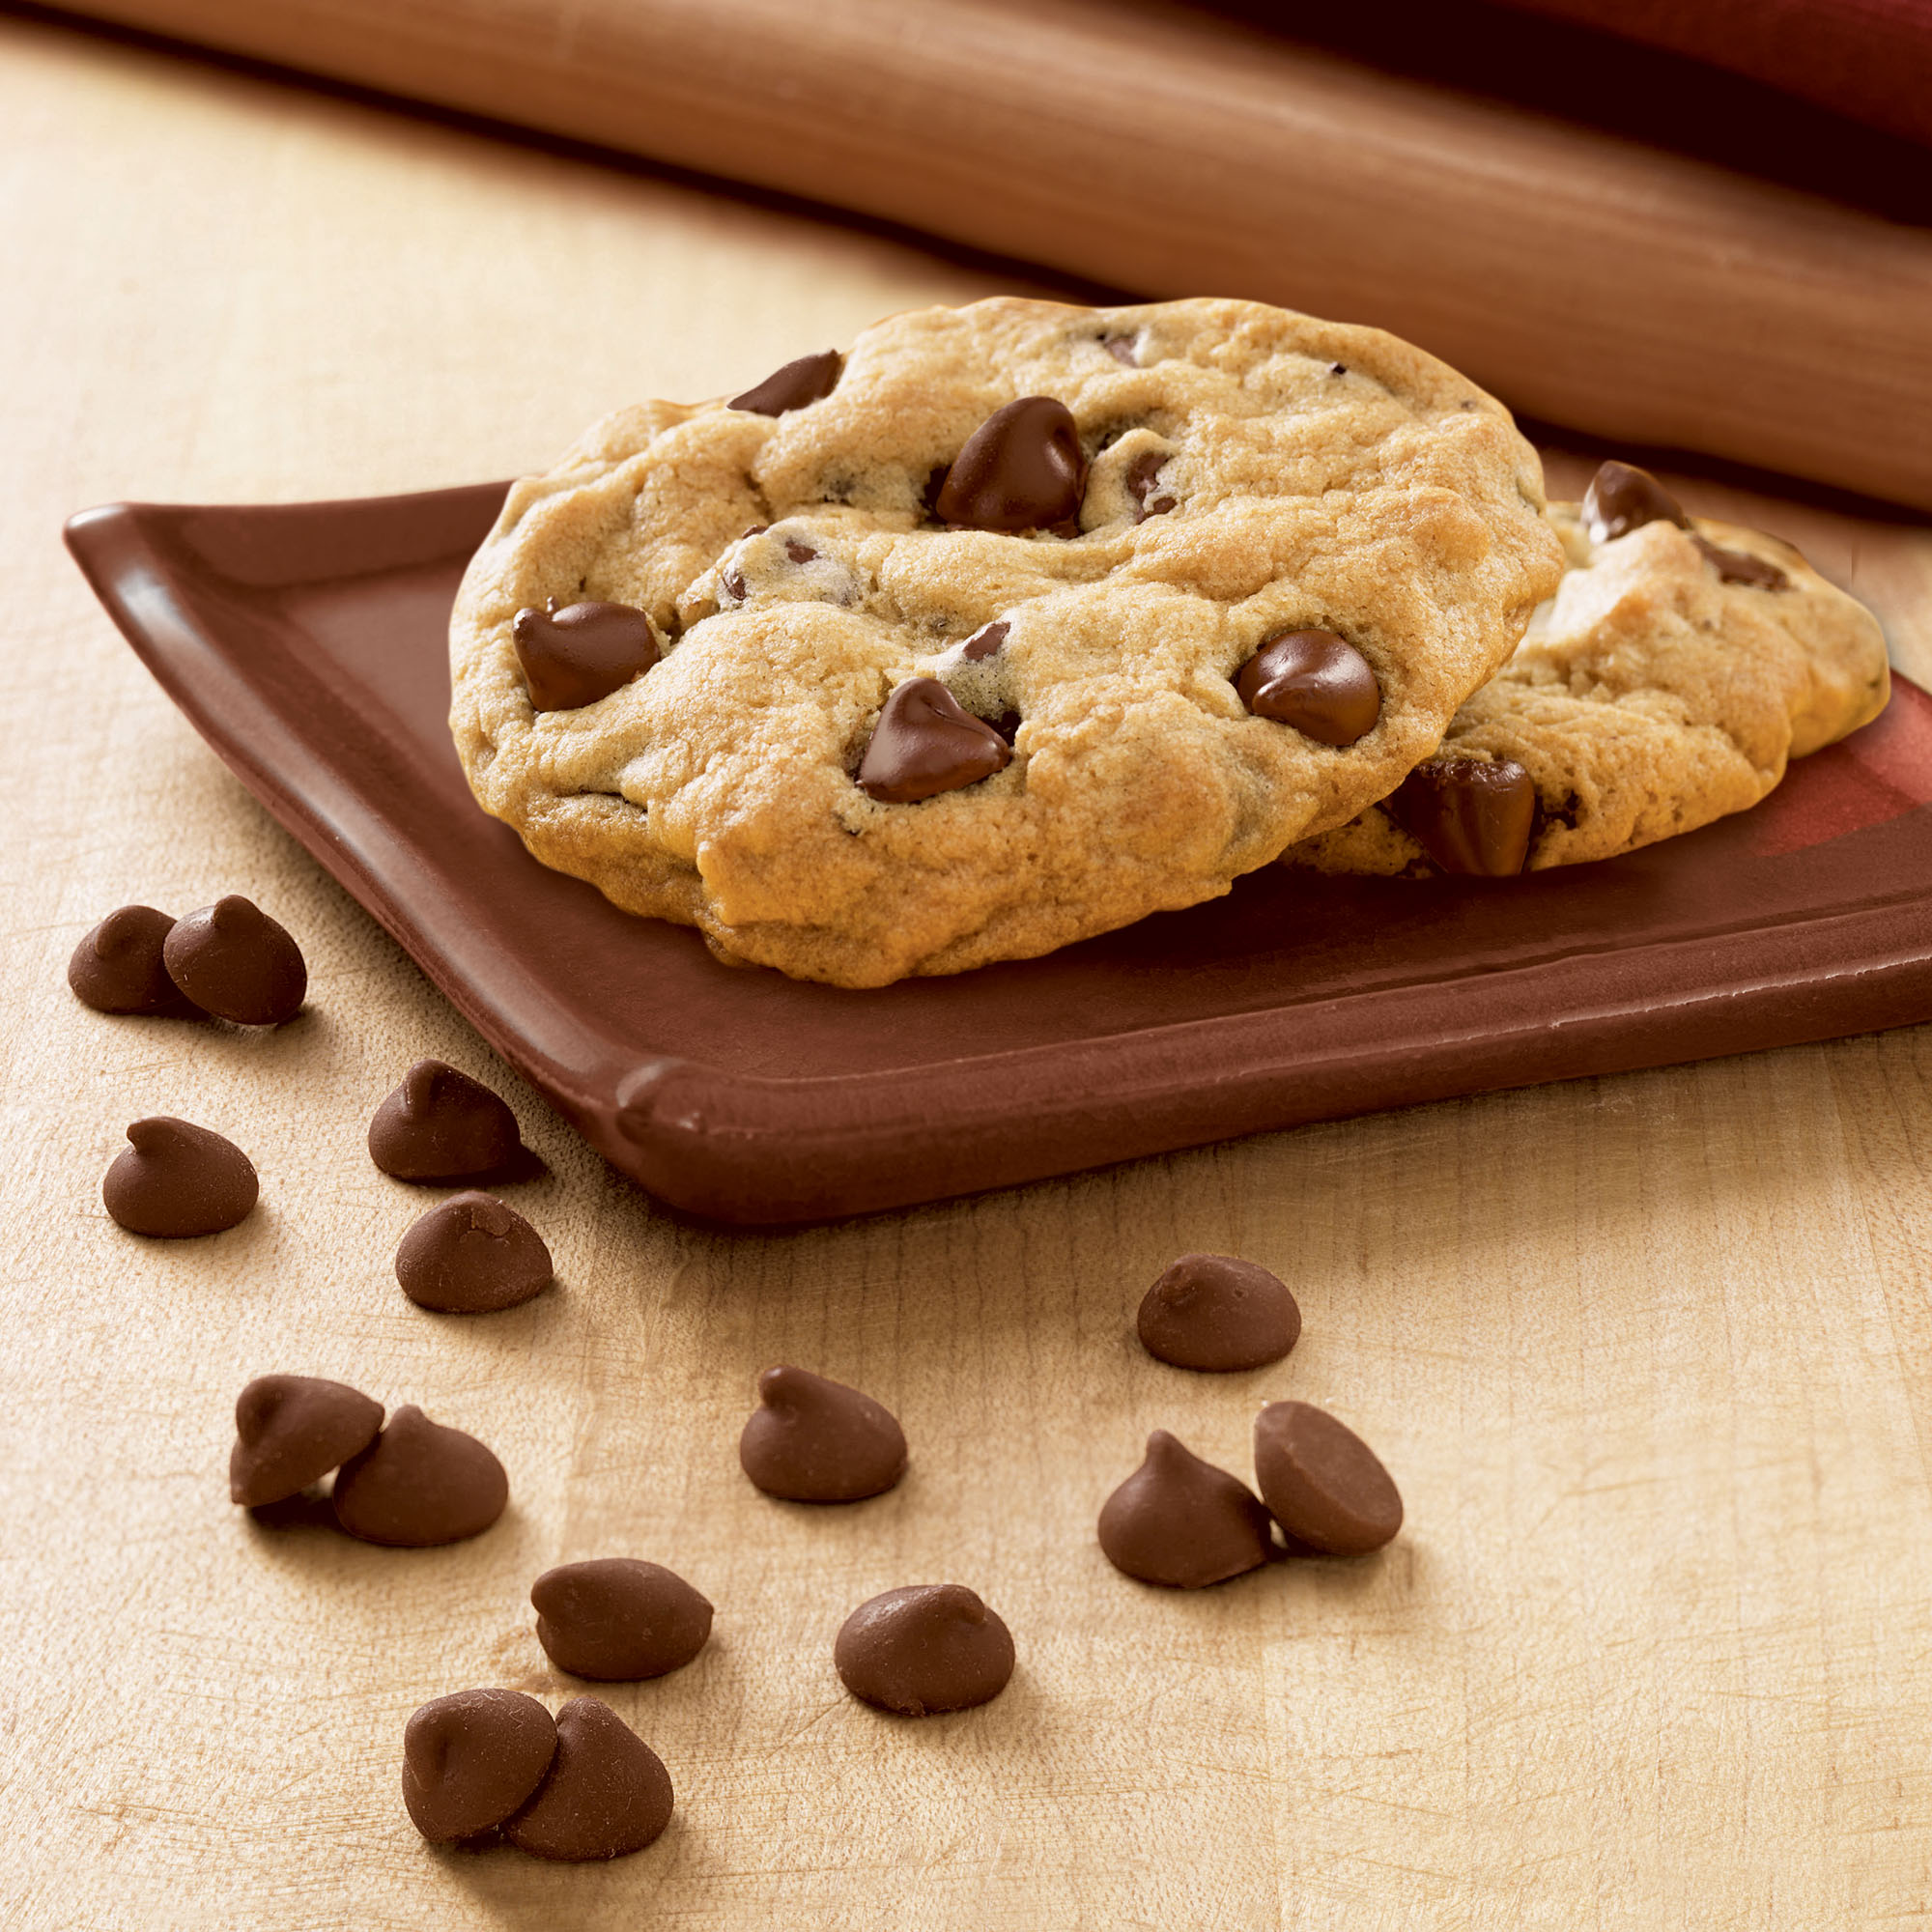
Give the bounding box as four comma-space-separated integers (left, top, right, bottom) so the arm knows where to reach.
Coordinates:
1392, 756, 1536, 876
834, 1584, 1015, 1716
1137, 1254, 1301, 1372
394, 1192, 552, 1314
103, 1118, 258, 1237
1097, 1430, 1274, 1588
512, 600, 659, 712
1252, 1400, 1403, 1555
935, 396, 1087, 533
727, 349, 843, 416
368, 1060, 524, 1182
959, 619, 1008, 662
739, 1365, 907, 1502
856, 678, 1011, 804
162, 896, 305, 1025
1236, 631, 1381, 746
1583, 460, 1689, 543
1125, 449, 1177, 521
531, 1558, 714, 1681
230, 1374, 383, 1508
1692, 535, 1789, 589
68, 906, 202, 1017
403, 1689, 557, 1844
503, 1697, 674, 1861
330, 1405, 508, 1547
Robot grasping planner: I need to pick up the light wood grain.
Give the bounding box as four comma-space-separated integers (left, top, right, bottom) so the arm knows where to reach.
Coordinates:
5, 16, 1932, 1929
47, 0, 1932, 513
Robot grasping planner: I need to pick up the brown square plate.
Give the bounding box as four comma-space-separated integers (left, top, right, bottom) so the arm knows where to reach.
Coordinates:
65, 484, 1932, 1224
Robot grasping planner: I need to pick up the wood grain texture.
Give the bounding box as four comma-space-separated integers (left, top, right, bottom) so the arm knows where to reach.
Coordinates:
3, 16, 1932, 1928
43, 0, 1932, 513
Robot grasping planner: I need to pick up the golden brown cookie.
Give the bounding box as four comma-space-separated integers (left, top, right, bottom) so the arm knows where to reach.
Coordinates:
449, 297, 1561, 984
1285, 462, 1891, 878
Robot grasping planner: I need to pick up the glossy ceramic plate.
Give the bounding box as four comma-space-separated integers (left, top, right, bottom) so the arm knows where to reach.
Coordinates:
65, 484, 1932, 1223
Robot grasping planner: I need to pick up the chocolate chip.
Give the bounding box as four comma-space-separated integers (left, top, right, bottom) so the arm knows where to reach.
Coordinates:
512, 600, 660, 712
1125, 450, 1177, 522
1692, 534, 1789, 588
103, 1118, 258, 1237
230, 1374, 383, 1507
1236, 630, 1381, 747
161, 896, 305, 1025
1583, 460, 1690, 543
834, 1584, 1015, 1716
1252, 1400, 1403, 1555
1329, 361, 1347, 376
856, 678, 1011, 804
503, 1697, 674, 1861
720, 566, 747, 603
368, 1060, 524, 1183
394, 1192, 552, 1314
727, 349, 843, 416
1101, 333, 1139, 366
1096, 1430, 1274, 1588
739, 1365, 907, 1502
934, 397, 1087, 533
1137, 1254, 1301, 1372
783, 537, 817, 564
959, 619, 1008, 662
1391, 756, 1536, 876
531, 1558, 714, 1681
331, 1405, 508, 1547
68, 906, 203, 1017
403, 1689, 556, 1844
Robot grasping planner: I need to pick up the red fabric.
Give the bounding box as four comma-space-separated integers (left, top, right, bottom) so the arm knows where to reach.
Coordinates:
1489, 0, 1932, 146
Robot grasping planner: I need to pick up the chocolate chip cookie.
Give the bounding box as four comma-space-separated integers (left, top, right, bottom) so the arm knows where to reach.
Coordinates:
1284, 463, 1890, 878
449, 298, 1562, 984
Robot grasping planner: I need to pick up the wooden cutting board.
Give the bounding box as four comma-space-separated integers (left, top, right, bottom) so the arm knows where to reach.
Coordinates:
4, 16, 1932, 1928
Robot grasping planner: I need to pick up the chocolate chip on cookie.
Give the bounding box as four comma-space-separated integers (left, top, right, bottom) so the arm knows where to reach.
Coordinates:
935, 396, 1087, 533
1391, 756, 1536, 876
1097, 1430, 1275, 1588
1252, 1400, 1403, 1556
1125, 449, 1177, 521
103, 1118, 258, 1237
1691, 535, 1789, 589
1582, 460, 1690, 543
834, 1584, 1015, 1716
856, 678, 1012, 804
728, 349, 844, 416
1236, 631, 1381, 747
512, 600, 660, 711
959, 619, 1008, 662
69, 905, 204, 1017
162, 895, 306, 1026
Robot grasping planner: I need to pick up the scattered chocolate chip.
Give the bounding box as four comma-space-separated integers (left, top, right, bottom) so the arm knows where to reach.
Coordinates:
1125, 449, 1177, 521
230, 1374, 384, 1507
834, 1584, 1015, 1716
739, 1365, 907, 1502
1391, 756, 1536, 877
1329, 361, 1348, 376
503, 1697, 674, 1861
1252, 1400, 1403, 1555
1583, 460, 1690, 543
720, 566, 748, 602
1137, 1254, 1301, 1372
68, 906, 203, 1017
394, 1192, 552, 1315
727, 349, 843, 416
1692, 534, 1789, 588
959, 619, 1008, 662
935, 396, 1087, 533
1101, 333, 1139, 366
783, 537, 817, 564
103, 1118, 258, 1237
856, 678, 1011, 804
331, 1404, 508, 1547
512, 600, 660, 711
368, 1060, 524, 1183
531, 1558, 714, 1681
161, 896, 305, 1026
1236, 630, 1381, 747
1097, 1430, 1274, 1588
403, 1689, 557, 1844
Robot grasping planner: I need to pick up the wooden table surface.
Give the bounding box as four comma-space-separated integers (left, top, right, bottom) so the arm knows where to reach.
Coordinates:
6, 15, 1932, 1929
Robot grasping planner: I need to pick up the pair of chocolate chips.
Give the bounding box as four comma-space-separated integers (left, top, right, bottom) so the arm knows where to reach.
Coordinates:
1584, 458, 1789, 588
404, 1690, 672, 1861
70, 896, 306, 1025
230, 1375, 508, 1547
1097, 1403, 1402, 1588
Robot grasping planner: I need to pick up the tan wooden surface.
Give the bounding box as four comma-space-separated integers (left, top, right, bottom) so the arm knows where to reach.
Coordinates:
48, 0, 1932, 513
5, 16, 1932, 1929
